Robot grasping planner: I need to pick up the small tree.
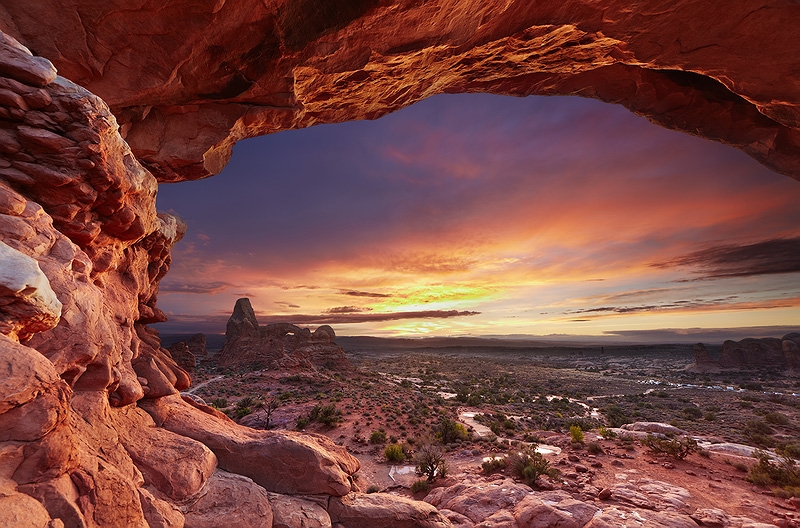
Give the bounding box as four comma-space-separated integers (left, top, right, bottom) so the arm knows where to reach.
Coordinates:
258, 396, 280, 429
415, 443, 448, 482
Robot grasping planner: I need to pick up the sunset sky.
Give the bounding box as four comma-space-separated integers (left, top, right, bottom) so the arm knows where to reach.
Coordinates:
154, 94, 800, 342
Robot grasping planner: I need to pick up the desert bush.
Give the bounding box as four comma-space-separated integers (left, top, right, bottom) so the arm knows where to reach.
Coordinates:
414, 443, 448, 482
296, 416, 309, 429
481, 456, 507, 474
435, 418, 470, 444
309, 403, 342, 426
569, 425, 584, 444
370, 429, 388, 444
704, 412, 717, 422
777, 443, 800, 460
764, 412, 790, 426
682, 407, 703, 420
384, 443, 406, 463
597, 426, 616, 439
366, 485, 381, 494
747, 450, 800, 496
210, 397, 228, 409
642, 435, 698, 460
602, 404, 631, 428
586, 442, 604, 455
508, 445, 559, 488
410, 479, 430, 493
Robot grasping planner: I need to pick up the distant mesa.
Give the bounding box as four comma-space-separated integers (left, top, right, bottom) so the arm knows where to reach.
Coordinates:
215, 298, 350, 371
691, 333, 800, 374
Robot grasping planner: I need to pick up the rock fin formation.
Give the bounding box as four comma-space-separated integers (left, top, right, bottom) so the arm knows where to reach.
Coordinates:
217, 298, 351, 371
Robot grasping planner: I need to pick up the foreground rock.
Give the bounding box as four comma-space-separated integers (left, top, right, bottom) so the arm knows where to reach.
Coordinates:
329, 492, 453, 528
142, 394, 360, 496
216, 298, 351, 371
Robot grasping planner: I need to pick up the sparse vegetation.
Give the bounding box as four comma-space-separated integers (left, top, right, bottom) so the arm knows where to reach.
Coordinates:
481, 456, 508, 474
309, 403, 343, 426
414, 442, 448, 482
569, 424, 585, 444
410, 479, 430, 493
642, 434, 698, 460
508, 444, 559, 488
370, 429, 387, 444
747, 450, 800, 497
384, 443, 406, 463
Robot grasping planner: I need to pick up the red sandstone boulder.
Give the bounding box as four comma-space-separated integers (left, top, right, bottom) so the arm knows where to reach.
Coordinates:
328, 492, 453, 528
141, 394, 360, 496
182, 470, 273, 528
268, 493, 332, 528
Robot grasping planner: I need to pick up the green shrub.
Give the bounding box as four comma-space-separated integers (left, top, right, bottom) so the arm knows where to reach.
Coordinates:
597, 426, 616, 439
436, 418, 470, 444
777, 443, 800, 460
682, 407, 703, 420
210, 397, 228, 408
603, 405, 631, 428
410, 479, 430, 493
309, 403, 342, 426
366, 485, 381, 494
642, 435, 698, 460
747, 450, 800, 496
481, 456, 507, 474
569, 425, 585, 444
370, 429, 388, 444
704, 412, 717, 422
384, 443, 406, 463
296, 416, 309, 429
508, 445, 559, 488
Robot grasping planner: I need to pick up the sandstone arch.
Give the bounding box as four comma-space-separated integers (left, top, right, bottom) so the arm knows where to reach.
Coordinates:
1, 0, 799, 182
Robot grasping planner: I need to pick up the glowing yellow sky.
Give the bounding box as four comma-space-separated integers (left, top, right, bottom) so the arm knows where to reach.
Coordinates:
156, 94, 800, 340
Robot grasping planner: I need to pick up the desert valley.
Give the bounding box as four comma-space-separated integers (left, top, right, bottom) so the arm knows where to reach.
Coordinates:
1, 1, 800, 527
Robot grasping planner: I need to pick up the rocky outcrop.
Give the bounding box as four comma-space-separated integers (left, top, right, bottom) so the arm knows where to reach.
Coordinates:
167, 340, 196, 373
216, 298, 351, 371
783, 333, 800, 373
0, 34, 365, 527
720, 337, 786, 369
692, 342, 716, 370
186, 333, 207, 361
2, 1, 800, 183
691, 334, 800, 373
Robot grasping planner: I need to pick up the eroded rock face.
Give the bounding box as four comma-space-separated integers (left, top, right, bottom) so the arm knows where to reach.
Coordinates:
1, 1, 799, 182
0, 33, 363, 527
719, 337, 785, 369
216, 297, 351, 371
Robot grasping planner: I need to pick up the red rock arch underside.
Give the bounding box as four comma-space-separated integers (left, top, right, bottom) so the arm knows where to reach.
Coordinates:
1, 0, 799, 182
0, 1, 798, 527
